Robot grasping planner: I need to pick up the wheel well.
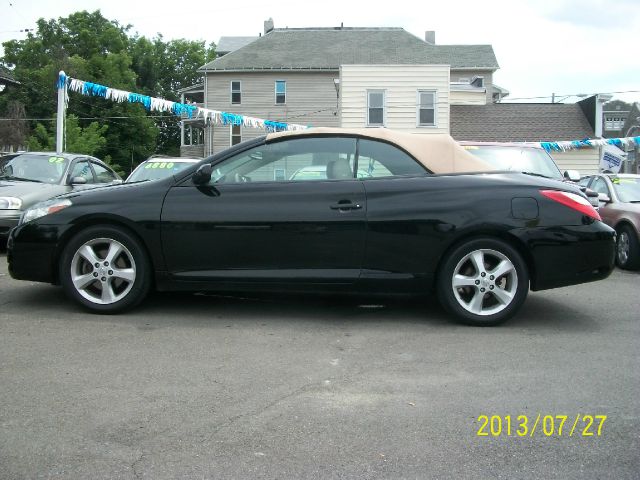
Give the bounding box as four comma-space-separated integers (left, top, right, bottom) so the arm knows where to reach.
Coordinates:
434, 231, 536, 288
614, 220, 638, 236
51, 219, 155, 285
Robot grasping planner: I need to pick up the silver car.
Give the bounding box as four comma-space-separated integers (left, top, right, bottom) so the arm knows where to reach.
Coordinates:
0, 152, 121, 240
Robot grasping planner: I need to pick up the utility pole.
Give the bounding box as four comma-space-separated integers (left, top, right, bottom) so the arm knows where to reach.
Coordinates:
551, 93, 555, 104
56, 71, 66, 154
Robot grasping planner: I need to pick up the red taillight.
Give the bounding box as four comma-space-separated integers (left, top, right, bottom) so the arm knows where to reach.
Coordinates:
540, 190, 601, 221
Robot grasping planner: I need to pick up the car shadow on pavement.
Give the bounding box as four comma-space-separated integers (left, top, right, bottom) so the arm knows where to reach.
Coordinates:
509, 293, 601, 332
3, 279, 601, 333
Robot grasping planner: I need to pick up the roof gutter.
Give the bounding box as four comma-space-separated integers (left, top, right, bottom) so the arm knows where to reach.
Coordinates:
198, 67, 341, 73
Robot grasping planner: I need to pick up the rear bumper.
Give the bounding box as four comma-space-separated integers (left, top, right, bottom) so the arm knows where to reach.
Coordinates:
511, 222, 616, 291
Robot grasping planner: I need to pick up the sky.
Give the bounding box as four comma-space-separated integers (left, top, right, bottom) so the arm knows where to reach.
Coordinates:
2, 0, 639, 105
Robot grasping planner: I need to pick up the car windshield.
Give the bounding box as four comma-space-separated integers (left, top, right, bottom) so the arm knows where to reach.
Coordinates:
462, 145, 563, 180
610, 177, 640, 202
0, 153, 69, 184
127, 160, 195, 183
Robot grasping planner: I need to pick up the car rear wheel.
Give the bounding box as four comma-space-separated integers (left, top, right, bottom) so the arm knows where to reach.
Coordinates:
59, 225, 151, 313
437, 238, 529, 326
615, 225, 640, 270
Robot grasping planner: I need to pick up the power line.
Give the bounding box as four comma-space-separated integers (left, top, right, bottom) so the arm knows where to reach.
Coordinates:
502, 90, 640, 102
0, 115, 178, 121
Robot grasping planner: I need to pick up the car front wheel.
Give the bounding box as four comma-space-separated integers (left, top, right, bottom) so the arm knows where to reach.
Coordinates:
437, 238, 529, 326
59, 225, 151, 313
616, 225, 640, 270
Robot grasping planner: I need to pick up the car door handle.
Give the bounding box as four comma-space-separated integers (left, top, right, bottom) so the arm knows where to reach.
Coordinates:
330, 201, 363, 211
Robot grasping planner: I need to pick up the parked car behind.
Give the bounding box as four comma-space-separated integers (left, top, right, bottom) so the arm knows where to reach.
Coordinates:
460, 142, 599, 207
0, 152, 121, 240
7, 129, 614, 326
579, 174, 640, 270
126, 156, 201, 183
289, 165, 373, 181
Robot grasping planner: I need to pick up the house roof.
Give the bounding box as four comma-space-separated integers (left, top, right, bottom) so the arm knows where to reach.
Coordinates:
200, 28, 499, 72
216, 36, 259, 55
177, 83, 204, 94
0, 65, 20, 85
603, 99, 632, 113
450, 104, 594, 142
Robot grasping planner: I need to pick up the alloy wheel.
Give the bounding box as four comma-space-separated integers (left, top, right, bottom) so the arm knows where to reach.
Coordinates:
70, 238, 137, 305
451, 248, 518, 316
617, 231, 630, 265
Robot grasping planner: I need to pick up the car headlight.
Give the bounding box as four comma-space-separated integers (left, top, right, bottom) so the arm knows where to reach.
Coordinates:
21, 199, 73, 225
0, 197, 22, 209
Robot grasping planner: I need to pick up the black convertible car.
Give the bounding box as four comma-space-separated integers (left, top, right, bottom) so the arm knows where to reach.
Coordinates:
7, 128, 615, 325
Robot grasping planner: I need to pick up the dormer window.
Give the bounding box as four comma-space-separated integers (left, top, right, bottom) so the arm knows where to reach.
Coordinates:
471, 76, 484, 88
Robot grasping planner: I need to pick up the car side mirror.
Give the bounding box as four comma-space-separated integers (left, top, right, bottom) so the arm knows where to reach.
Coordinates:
583, 188, 599, 207
192, 164, 213, 185
598, 193, 611, 204
563, 170, 581, 182
70, 176, 87, 185
111, 179, 123, 185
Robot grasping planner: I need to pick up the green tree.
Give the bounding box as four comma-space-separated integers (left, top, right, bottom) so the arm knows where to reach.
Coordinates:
27, 114, 107, 155
1, 10, 215, 172
129, 35, 215, 155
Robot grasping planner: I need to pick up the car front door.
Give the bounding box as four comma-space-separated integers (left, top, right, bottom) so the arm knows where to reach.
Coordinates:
67, 158, 98, 191
161, 136, 366, 285
591, 176, 616, 224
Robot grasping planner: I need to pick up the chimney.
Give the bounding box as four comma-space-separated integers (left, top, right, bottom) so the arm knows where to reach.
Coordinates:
264, 18, 274, 35
425, 30, 435, 45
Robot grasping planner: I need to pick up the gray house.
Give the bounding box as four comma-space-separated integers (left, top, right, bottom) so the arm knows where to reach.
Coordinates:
450, 94, 626, 175
181, 22, 498, 157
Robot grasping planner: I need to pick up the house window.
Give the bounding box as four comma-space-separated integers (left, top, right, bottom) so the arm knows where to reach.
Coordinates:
231, 81, 241, 104
274, 168, 286, 181
605, 117, 614, 130
418, 91, 436, 127
367, 90, 385, 126
183, 124, 204, 145
231, 124, 242, 146
471, 76, 484, 87
275, 80, 286, 104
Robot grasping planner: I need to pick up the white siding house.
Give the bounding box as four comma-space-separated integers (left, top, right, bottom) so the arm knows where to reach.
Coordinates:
550, 149, 602, 176
340, 65, 450, 134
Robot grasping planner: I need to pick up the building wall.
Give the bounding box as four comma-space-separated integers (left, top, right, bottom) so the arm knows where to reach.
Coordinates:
204, 71, 340, 155
450, 89, 486, 105
339, 64, 450, 134
180, 145, 205, 158
450, 69, 493, 103
551, 148, 601, 175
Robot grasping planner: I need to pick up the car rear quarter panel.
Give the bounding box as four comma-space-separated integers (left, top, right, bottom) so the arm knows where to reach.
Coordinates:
361, 173, 614, 292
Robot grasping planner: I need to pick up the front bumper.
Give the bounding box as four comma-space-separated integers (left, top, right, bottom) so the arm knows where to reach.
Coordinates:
8, 222, 70, 284
511, 222, 616, 291
0, 210, 21, 238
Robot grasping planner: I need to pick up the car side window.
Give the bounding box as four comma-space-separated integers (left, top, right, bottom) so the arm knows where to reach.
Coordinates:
578, 176, 592, 187
357, 139, 427, 178
209, 137, 357, 184
91, 162, 117, 183
592, 177, 610, 196
70, 160, 95, 184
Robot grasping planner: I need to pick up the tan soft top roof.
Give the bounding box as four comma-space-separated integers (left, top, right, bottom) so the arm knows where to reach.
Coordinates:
267, 127, 492, 174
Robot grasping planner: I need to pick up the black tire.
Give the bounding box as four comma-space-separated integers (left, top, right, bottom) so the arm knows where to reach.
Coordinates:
615, 225, 640, 270
59, 225, 151, 313
437, 237, 529, 326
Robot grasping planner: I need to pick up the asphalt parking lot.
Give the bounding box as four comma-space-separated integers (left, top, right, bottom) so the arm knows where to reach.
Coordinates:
0, 249, 639, 480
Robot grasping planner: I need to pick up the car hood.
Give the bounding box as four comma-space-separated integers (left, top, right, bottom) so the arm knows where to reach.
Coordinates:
0, 180, 68, 209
